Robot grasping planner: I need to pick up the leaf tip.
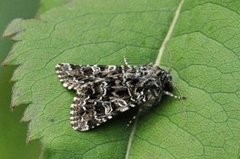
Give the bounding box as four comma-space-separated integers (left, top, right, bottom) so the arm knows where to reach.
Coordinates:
3, 18, 25, 38
26, 130, 33, 144
1, 57, 10, 66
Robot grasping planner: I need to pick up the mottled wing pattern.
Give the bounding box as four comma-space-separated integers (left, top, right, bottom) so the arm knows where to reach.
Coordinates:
56, 63, 108, 90
56, 64, 137, 131
56, 63, 175, 131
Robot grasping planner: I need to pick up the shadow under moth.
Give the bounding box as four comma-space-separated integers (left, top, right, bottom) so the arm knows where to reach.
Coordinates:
55, 59, 183, 131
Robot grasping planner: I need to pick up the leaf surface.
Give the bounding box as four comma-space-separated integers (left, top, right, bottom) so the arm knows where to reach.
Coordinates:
0, 0, 40, 158
4, 0, 240, 158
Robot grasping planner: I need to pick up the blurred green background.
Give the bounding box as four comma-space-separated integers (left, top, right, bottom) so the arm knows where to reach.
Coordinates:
0, 0, 41, 158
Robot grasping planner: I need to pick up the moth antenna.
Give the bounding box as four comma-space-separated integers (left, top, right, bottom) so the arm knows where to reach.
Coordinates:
174, 86, 188, 121
166, 46, 187, 121
123, 56, 131, 68
148, 62, 154, 65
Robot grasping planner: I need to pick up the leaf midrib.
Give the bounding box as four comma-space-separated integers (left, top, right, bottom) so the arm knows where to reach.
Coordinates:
125, 0, 185, 158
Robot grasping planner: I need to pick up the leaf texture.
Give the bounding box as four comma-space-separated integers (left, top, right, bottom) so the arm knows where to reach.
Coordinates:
3, 0, 240, 158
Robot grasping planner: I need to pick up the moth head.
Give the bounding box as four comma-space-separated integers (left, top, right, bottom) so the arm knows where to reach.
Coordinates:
164, 72, 174, 92
155, 68, 174, 92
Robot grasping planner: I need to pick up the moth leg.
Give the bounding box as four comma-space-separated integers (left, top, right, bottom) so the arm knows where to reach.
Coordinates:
163, 91, 186, 100
125, 115, 137, 130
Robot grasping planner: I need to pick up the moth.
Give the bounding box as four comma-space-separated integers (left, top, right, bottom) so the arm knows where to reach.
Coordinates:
55, 59, 183, 131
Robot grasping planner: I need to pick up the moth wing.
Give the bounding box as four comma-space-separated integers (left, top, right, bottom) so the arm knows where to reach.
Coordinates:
55, 63, 108, 90
57, 63, 137, 131
55, 63, 86, 90
70, 92, 136, 131
70, 78, 136, 131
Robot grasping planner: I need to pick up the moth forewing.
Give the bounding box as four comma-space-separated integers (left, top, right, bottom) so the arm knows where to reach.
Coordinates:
56, 63, 182, 131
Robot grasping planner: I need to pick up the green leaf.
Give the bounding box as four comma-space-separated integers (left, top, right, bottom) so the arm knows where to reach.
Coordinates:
4, 0, 240, 158
37, 0, 68, 15
0, 0, 40, 158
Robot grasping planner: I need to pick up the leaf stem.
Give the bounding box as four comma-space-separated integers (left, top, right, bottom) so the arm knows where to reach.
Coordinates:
125, 1, 185, 158
155, 0, 184, 66
125, 109, 141, 159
